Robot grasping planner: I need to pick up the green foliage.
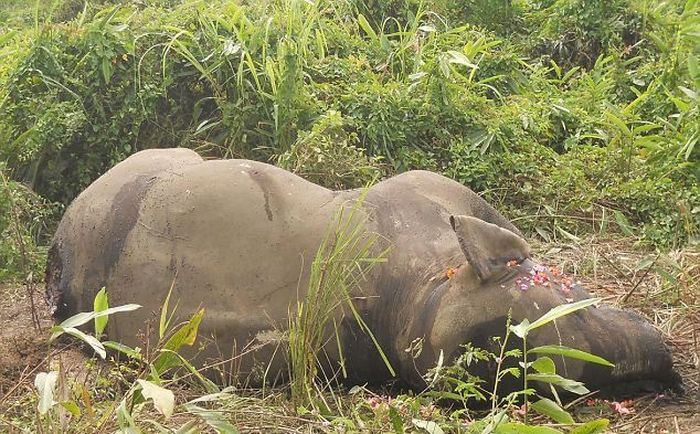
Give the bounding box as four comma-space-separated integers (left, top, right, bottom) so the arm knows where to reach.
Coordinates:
424, 302, 613, 431
529, 0, 644, 69
0, 0, 697, 277
277, 110, 383, 189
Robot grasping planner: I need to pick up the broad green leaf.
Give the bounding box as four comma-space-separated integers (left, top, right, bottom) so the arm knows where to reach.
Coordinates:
93, 287, 109, 336
527, 373, 590, 395
101, 57, 113, 83
510, 318, 530, 338
34, 371, 58, 415
570, 419, 610, 434
59, 327, 106, 359
528, 346, 614, 367
531, 357, 556, 374
526, 298, 601, 333
153, 309, 204, 374
356, 14, 377, 40
493, 423, 563, 434
530, 398, 574, 424
412, 418, 444, 434
53, 303, 141, 335
137, 379, 175, 419
446, 50, 478, 68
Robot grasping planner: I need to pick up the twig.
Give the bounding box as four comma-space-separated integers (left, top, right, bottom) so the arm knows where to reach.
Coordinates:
597, 249, 636, 287
621, 253, 660, 303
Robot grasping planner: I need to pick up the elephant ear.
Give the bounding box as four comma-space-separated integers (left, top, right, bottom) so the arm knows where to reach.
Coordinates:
450, 215, 531, 281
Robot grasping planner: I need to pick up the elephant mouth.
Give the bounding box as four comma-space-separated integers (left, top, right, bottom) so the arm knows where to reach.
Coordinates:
597, 371, 684, 398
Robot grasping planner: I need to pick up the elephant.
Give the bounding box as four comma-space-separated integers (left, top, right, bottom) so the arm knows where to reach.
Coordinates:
45, 148, 681, 397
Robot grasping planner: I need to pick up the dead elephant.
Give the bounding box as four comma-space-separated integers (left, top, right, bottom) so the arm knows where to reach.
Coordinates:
46, 148, 681, 397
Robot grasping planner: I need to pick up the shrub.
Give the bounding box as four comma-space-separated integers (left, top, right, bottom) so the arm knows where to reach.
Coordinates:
276, 110, 383, 189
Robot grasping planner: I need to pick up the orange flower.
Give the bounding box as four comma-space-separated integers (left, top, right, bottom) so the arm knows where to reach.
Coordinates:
446, 267, 457, 279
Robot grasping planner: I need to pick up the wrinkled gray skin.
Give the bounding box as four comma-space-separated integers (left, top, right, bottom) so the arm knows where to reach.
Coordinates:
46, 149, 681, 396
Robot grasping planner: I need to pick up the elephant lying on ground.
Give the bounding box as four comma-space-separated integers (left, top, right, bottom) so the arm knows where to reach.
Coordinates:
46, 148, 681, 396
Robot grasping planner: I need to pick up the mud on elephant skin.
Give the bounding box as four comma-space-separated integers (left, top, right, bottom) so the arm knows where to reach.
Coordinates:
45, 148, 682, 398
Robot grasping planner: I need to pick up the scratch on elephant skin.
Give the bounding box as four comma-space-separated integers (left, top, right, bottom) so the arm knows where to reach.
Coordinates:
138, 220, 188, 241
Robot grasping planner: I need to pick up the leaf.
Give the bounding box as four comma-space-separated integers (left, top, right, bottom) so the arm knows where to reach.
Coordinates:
530, 398, 574, 424
103, 341, 143, 360
510, 318, 530, 339
160, 280, 176, 340
34, 371, 58, 415
493, 423, 563, 434
52, 304, 141, 336
158, 349, 219, 393
101, 57, 113, 84
412, 418, 444, 434
613, 211, 635, 236
356, 14, 377, 40
531, 357, 556, 374
556, 226, 581, 243
137, 379, 175, 419
60, 400, 82, 418
184, 403, 239, 433
446, 50, 478, 68
570, 419, 609, 434
175, 420, 200, 434
529, 346, 614, 367
58, 327, 106, 359
93, 287, 109, 336
526, 298, 601, 333
116, 398, 140, 432
634, 255, 656, 272
527, 373, 590, 395
389, 405, 405, 433
153, 309, 204, 374
678, 86, 697, 100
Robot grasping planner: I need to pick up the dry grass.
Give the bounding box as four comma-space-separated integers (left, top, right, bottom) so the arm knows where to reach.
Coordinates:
532, 236, 699, 433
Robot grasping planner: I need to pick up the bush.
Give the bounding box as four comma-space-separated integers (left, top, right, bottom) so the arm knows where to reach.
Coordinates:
277, 110, 383, 189
0, 0, 696, 251
0, 164, 56, 281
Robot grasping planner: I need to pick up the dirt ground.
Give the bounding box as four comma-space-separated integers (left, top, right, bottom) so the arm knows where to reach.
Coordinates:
0, 237, 698, 433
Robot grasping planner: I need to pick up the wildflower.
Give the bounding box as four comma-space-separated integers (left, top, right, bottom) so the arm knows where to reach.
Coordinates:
610, 400, 635, 415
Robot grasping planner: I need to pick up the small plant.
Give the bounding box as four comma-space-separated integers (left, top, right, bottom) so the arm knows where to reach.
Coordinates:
287, 191, 392, 410
34, 284, 236, 432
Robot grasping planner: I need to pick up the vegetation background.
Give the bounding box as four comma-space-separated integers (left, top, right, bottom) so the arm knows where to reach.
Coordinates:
0, 0, 698, 281
0, 0, 697, 432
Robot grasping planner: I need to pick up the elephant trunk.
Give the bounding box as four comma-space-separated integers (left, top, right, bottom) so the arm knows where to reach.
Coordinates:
566, 306, 682, 397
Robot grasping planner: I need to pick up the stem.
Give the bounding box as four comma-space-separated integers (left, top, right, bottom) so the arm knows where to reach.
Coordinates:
491, 318, 512, 412
523, 335, 529, 424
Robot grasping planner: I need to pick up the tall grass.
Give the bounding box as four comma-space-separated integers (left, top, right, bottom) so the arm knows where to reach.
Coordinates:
287, 192, 392, 409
